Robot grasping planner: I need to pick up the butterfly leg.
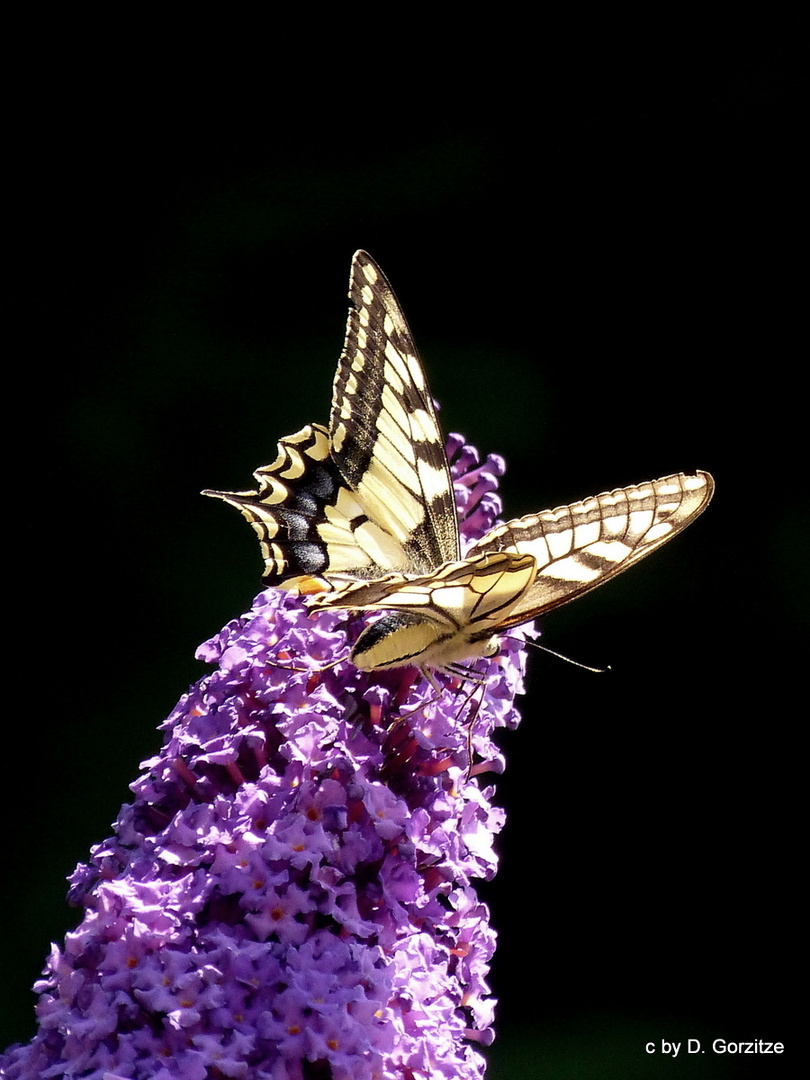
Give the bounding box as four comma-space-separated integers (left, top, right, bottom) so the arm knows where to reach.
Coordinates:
430, 664, 489, 780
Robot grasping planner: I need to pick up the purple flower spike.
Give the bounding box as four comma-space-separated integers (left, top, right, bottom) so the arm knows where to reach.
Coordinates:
1, 436, 527, 1080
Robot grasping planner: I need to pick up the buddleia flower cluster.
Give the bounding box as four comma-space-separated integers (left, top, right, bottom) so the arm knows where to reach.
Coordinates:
1, 435, 528, 1080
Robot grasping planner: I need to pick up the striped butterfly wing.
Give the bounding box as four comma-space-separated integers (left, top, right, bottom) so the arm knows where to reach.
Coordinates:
203, 251, 459, 588
315, 470, 714, 669
330, 251, 459, 574
469, 470, 715, 630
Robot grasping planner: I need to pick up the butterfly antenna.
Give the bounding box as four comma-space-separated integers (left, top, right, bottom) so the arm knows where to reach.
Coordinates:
511, 637, 610, 674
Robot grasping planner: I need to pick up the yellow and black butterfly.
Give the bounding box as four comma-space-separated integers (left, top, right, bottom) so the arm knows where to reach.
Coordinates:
204, 251, 713, 674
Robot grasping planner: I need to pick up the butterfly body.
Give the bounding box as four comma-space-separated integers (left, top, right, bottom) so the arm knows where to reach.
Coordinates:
333, 550, 539, 671
204, 251, 714, 674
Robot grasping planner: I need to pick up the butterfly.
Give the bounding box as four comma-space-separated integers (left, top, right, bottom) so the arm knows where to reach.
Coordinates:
204, 251, 714, 675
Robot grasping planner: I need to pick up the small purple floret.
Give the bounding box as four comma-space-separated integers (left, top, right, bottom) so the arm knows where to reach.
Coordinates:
1, 436, 528, 1080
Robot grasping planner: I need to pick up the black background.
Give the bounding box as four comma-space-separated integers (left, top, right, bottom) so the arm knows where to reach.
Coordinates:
4, 17, 804, 1078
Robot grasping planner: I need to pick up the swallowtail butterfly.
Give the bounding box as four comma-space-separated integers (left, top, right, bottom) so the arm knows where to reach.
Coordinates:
204, 251, 713, 673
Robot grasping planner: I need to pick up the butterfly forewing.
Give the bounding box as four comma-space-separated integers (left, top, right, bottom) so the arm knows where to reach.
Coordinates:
471, 470, 714, 628
202, 251, 460, 587
313, 471, 712, 665
331, 251, 459, 574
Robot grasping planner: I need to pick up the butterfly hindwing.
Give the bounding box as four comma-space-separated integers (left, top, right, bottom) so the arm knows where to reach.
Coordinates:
315, 551, 538, 672
202, 423, 342, 584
